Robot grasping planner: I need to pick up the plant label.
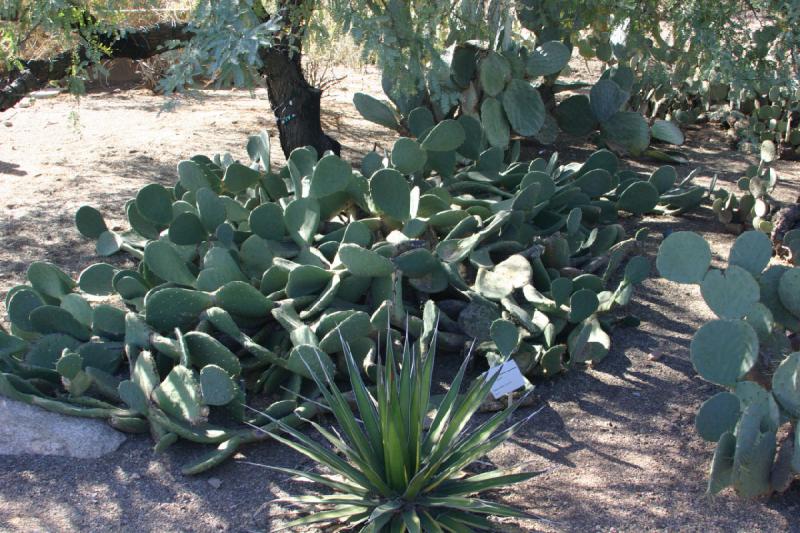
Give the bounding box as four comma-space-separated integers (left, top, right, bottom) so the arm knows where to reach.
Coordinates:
487, 359, 526, 399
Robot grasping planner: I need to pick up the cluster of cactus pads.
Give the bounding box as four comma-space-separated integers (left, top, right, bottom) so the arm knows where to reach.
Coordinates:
709, 142, 781, 234
0, 122, 705, 473
355, 39, 685, 158
657, 230, 800, 497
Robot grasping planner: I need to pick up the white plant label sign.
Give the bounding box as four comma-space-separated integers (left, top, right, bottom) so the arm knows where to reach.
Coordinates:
487, 359, 526, 399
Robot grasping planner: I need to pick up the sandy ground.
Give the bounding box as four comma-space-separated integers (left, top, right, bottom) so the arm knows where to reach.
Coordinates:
1, 66, 799, 532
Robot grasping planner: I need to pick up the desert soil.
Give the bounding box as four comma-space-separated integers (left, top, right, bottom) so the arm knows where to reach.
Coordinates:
0, 65, 799, 532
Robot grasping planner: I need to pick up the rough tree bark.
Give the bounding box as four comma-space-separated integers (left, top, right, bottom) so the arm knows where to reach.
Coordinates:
258, 45, 341, 157
255, 0, 341, 157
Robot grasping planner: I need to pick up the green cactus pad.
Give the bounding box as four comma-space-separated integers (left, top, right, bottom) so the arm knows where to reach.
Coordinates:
728, 231, 773, 277
26, 333, 81, 369
248, 202, 286, 241
623, 256, 650, 285
567, 316, 610, 363
78, 263, 117, 296
568, 289, 600, 323
778, 267, 800, 318
648, 166, 677, 194
143, 241, 196, 287
478, 51, 511, 97
95, 230, 124, 256
136, 184, 173, 226
177, 160, 212, 193
118, 379, 149, 414
60, 293, 92, 326
390, 137, 427, 174
481, 97, 510, 149
494, 255, 532, 289
408, 106, 435, 138
338, 244, 395, 277
75, 205, 108, 239
214, 281, 271, 318
286, 265, 334, 298
284, 197, 320, 245
601, 112, 650, 156
370, 168, 411, 221
526, 41, 571, 77
500, 79, 545, 137
549, 277, 573, 307
310, 154, 352, 198
7, 287, 45, 332
92, 304, 126, 340
771, 352, 800, 417
590, 79, 628, 123
650, 119, 684, 145
708, 432, 736, 495
27, 262, 75, 301
555, 95, 598, 137
657, 231, 712, 284
184, 331, 242, 376
574, 169, 614, 198
169, 212, 207, 245
246, 130, 270, 167
352, 93, 400, 131
732, 402, 777, 498
199, 365, 237, 406
695, 391, 741, 442
29, 305, 91, 341
56, 350, 82, 379
759, 266, 800, 330
700, 266, 760, 319
78, 342, 123, 374
196, 188, 227, 232
490, 319, 520, 357
287, 344, 336, 379
690, 319, 759, 386
616, 181, 659, 215
145, 288, 214, 331
152, 365, 206, 425
222, 162, 260, 194
420, 120, 466, 152
127, 201, 161, 240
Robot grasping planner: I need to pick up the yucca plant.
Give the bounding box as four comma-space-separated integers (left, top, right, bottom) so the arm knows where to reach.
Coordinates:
260, 327, 540, 532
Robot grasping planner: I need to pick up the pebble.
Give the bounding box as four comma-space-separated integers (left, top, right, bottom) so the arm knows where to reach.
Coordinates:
208, 477, 222, 489
3, 121, 11, 127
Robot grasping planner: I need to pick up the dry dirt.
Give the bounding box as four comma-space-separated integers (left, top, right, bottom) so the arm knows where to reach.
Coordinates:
1, 66, 799, 532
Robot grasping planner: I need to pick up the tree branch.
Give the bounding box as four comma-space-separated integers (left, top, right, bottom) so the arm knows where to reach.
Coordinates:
1, 21, 191, 112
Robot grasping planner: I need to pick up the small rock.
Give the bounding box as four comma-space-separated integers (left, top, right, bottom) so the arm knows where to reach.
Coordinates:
18, 98, 34, 108
208, 477, 222, 489
649, 349, 663, 361
0, 398, 126, 458
3, 121, 11, 127
129, 473, 141, 481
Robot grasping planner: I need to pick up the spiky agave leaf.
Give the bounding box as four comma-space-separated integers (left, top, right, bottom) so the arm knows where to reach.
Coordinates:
265, 321, 540, 532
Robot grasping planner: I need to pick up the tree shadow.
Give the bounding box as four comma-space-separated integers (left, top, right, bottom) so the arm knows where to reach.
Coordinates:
0, 161, 27, 176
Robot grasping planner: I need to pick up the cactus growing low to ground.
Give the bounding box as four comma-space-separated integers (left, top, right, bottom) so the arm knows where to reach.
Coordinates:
0, 116, 711, 475
657, 230, 800, 497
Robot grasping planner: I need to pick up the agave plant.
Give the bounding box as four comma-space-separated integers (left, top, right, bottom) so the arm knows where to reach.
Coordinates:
261, 328, 539, 531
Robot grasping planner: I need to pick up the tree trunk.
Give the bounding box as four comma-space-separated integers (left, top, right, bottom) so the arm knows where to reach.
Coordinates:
257, 45, 341, 158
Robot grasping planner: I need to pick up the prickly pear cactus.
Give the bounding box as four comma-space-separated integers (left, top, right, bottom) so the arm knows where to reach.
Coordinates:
0, 124, 701, 473
708, 142, 783, 234
657, 230, 800, 497
355, 39, 685, 160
